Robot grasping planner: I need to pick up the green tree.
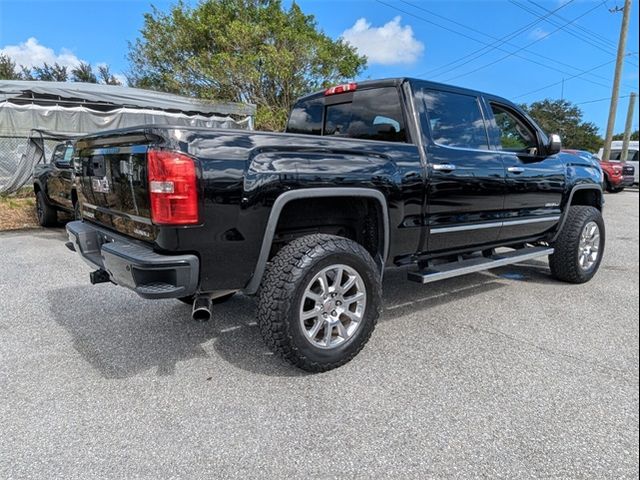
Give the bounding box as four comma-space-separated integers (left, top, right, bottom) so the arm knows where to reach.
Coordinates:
613, 130, 639, 141
0, 54, 21, 80
522, 99, 602, 152
71, 62, 98, 83
128, 0, 366, 130
98, 65, 122, 85
33, 62, 69, 81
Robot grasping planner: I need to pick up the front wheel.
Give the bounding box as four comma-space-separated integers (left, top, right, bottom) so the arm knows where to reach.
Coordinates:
550, 206, 605, 284
257, 234, 382, 372
35, 190, 57, 227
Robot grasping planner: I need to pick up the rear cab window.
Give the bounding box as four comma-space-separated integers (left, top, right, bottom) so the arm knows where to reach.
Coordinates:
286, 86, 409, 143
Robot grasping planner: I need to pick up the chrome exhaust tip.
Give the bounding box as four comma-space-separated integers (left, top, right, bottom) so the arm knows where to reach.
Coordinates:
192, 295, 213, 322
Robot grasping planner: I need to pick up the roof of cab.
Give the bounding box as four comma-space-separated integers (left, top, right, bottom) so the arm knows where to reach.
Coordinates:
295, 77, 510, 106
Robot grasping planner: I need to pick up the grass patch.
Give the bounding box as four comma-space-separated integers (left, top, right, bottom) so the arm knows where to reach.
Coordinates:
0, 190, 39, 231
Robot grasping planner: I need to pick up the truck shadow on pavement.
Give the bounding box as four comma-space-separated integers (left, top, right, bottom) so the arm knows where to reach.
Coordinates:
47, 262, 556, 378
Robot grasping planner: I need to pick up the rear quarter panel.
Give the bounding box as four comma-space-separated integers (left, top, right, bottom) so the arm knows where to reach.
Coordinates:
156, 128, 424, 291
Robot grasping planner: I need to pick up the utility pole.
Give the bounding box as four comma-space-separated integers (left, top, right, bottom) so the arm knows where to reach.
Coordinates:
621, 92, 637, 161
602, 0, 632, 161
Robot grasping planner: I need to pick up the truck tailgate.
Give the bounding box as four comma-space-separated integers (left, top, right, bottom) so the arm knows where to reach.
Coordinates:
76, 132, 158, 242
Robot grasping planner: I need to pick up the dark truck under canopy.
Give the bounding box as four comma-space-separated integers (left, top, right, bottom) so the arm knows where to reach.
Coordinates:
66, 77, 605, 372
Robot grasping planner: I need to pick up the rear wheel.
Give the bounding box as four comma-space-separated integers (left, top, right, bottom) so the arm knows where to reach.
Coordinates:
35, 190, 57, 227
609, 187, 624, 193
550, 206, 605, 284
257, 234, 381, 372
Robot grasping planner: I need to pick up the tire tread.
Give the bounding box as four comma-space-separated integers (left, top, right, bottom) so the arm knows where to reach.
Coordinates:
257, 234, 380, 372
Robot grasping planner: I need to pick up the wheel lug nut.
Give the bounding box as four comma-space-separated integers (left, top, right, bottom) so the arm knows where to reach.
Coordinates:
323, 313, 328, 318
336, 301, 342, 306
331, 310, 337, 316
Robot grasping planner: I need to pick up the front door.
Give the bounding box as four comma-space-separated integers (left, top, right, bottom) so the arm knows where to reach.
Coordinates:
486, 101, 565, 241
46, 144, 74, 209
414, 86, 507, 253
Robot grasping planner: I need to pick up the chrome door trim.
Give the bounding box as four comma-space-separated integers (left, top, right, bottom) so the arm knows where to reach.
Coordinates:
431, 221, 502, 234
502, 215, 560, 226
430, 216, 560, 235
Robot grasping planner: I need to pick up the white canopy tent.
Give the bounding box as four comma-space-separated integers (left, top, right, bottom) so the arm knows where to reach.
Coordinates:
0, 80, 256, 193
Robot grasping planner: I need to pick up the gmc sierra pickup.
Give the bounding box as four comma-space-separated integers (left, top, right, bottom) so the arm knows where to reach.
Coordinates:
66, 78, 605, 372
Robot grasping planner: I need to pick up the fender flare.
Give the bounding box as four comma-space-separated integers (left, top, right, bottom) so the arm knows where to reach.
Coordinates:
551, 184, 603, 242
243, 187, 390, 295
33, 180, 53, 206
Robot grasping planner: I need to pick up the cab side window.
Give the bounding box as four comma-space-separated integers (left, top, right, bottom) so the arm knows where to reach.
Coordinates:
417, 89, 489, 150
490, 104, 538, 154
51, 144, 67, 164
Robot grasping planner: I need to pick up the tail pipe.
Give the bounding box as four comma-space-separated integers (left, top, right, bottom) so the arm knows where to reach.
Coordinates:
192, 295, 213, 322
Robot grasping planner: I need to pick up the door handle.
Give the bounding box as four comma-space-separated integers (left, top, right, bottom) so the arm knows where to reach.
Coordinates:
507, 166, 525, 174
432, 163, 456, 172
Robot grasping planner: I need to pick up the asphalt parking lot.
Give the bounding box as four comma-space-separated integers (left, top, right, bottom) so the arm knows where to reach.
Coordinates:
1, 191, 638, 479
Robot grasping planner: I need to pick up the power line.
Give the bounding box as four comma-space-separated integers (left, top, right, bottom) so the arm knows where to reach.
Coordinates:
401, 0, 576, 79
575, 94, 631, 105
404, 0, 622, 89
513, 56, 632, 99
515, 0, 638, 68
514, 0, 638, 86
521, 0, 618, 54
443, 1, 610, 83
375, 0, 612, 91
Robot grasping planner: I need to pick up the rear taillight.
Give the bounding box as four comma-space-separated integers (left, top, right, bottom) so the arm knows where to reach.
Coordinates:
324, 82, 357, 96
147, 150, 199, 225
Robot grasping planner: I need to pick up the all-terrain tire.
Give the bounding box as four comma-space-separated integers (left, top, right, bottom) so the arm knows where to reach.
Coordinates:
549, 206, 605, 284
35, 190, 57, 227
257, 234, 382, 372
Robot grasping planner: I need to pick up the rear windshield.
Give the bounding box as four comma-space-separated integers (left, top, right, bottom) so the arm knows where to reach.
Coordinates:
286, 87, 408, 143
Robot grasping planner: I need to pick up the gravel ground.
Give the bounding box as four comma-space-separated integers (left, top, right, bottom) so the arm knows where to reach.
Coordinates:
1, 192, 638, 479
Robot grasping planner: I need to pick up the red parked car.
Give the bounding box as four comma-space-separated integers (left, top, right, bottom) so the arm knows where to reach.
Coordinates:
563, 149, 635, 193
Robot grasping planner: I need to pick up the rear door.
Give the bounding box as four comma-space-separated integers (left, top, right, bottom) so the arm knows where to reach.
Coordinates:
415, 86, 507, 252
485, 100, 565, 241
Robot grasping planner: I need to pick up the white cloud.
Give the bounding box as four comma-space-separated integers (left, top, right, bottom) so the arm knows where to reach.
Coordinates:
0, 37, 82, 69
529, 28, 550, 41
341, 16, 424, 65
1, 37, 126, 85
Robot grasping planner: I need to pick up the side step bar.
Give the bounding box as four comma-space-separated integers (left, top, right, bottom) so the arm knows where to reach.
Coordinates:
407, 246, 554, 284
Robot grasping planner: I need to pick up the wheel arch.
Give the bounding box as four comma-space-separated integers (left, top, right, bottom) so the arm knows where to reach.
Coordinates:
244, 188, 390, 295
551, 184, 603, 242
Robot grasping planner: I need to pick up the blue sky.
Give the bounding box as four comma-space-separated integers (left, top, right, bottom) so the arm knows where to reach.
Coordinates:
1, 0, 638, 134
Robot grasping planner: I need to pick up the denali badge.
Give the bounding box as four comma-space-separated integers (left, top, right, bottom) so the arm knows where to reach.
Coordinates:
92, 177, 110, 193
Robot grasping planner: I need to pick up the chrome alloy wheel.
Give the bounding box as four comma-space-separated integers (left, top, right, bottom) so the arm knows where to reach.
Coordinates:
578, 221, 600, 270
299, 264, 367, 349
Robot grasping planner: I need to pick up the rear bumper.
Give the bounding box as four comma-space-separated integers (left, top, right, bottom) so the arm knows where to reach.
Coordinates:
66, 220, 199, 299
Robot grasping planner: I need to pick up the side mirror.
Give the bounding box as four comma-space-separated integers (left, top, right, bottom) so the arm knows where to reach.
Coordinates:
547, 133, 562, 155
54, 160, 72, 169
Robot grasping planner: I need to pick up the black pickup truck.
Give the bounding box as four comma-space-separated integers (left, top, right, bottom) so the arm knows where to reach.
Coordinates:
33, 141, 80, 226
66, 78, 604, 372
